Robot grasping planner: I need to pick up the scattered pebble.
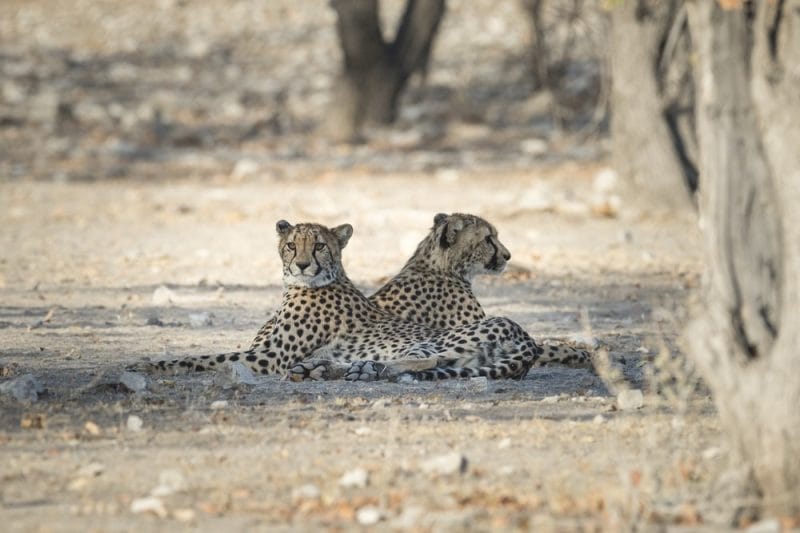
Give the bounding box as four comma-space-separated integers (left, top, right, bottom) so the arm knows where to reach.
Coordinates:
214, 361, 258, 388
746, 519, 780, 533
130, 496, 167, 518
188, 312, 213, 328
497, 438, 512, 449
702, 447, 721, 460
339, 467, 369, 489
421, 452, 468, 476
126, 415, 144, 432
292, 484, 320, 501
210, 400, 229, 410
151, 469, 186, 497
0, 374, 43, 403
152, 286, 176, 306
230, 158, 259, 180
356, 505, 382, 526
593, 414, 606, 424
616, 389, 644, 410
353, 426, 371, 436
172, 508, 196, 522
119, 371, 147, 393
83, 421, 102, 436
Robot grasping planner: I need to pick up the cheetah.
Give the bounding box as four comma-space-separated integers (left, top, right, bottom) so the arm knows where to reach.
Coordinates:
135, 220, 592, 381
247, 213, 592, 368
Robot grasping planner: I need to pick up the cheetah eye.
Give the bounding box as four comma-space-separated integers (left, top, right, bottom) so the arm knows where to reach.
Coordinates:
485, 236, 492, 244
314, 243, 326, 252
286, 242, 296, 251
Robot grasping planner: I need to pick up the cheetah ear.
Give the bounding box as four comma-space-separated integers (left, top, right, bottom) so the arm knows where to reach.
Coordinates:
276, 220, 293, 235
438, 217, 465, 249
433, 213, 449, 226
332, 223, 353, 249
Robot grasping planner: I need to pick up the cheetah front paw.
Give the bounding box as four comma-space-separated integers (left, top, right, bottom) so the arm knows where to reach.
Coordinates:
287, 359, 349, 381
344, 360, 389, 382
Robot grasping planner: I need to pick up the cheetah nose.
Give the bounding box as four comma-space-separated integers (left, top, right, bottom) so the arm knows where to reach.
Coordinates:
296, 260, 311, 272
503, 251, 511, 261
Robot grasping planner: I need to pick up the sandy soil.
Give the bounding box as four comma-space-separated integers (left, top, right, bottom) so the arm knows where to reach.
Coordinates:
0, 171, 735, 531
0, 0, 742, 530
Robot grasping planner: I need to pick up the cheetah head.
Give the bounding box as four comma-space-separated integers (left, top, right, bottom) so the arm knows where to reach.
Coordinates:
276, 220, 353, 288
428, 213, 511, 280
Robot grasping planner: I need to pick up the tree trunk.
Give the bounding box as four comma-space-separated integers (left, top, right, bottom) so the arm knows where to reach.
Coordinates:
324, 0, 445, 141
610, 0, 696, 209
686, 0, 800, 520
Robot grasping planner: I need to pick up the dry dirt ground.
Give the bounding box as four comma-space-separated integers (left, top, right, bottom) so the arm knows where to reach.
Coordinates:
0, 0, 744, 531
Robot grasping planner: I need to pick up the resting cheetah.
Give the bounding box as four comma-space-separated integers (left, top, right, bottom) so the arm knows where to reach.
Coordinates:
136, 221, 592, 381
247, 213, 591, 367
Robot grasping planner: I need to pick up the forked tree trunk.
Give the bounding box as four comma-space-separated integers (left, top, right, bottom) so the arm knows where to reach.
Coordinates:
610, 0, 696, 209
324, 0, 445, 141
686, 0, 800, 519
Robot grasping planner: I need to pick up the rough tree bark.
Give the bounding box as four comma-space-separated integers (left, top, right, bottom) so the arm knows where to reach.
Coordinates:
324, 0, 445, 140
610, 0, 697, 209
686, 0, 800, 519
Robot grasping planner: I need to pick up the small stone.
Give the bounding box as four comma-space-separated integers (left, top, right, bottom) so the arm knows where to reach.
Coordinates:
616, 389, 644, 410
119, 371, 147, 393
152, 286, 176, 305
497, 438, 512, 449
172, 508, 195, 522
421, 452, 468, 476
150, 469, 186, 497
214, 362, 258, 388
520, 138, 548, 155
339, 468, 369, 489
188, 312, 213, 328
145, 316, 165, 327
746, 519, 780, 533
353, 426, 371, 436
702, 447, 722, 460
126, 415, 144, 432
0, 374, 44, 403
230, 159, 259, 180
130, 496, 167, 518
210, 400, 229, 410
292, 484, 320, 501
356, 505, 382, 526
593, 414, 606, 424
83, 421, 101, 436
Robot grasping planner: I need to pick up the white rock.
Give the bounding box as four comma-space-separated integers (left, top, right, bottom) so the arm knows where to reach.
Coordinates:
616, 389, 644, 410
593, 168, 618, 195
520, 138, 548, 155
421, 452, 468, 476
130, 496, 167, 518
210, 400, 229, 410
339, 467, 369, 489
230, 159, 259, 180
152, 285, 176, 305
126, 415, 144, 432
746, 519, 780, 533
497, 438, 511, 450
353, 426, 371, 436
119, 371, 147, 393
593, 414, 606, 425
226, 362, 258, 385
150, 469, 186, 497
0, 374, 44, 403
356, 505, 382, 526
702, 447, 722, 460
292, 484, 320, 501
188, 312, 213, 328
